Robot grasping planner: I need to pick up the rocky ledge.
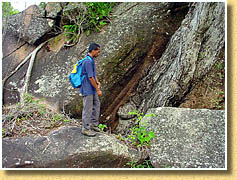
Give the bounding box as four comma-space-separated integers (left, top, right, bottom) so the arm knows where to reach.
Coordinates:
2, 107, 226, 168
2, 126, 142, 168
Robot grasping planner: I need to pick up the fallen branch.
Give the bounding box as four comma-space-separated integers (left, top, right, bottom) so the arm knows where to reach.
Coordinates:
2, 41, 46, 88
20, 41, 47, 101
2, 37, 53, 101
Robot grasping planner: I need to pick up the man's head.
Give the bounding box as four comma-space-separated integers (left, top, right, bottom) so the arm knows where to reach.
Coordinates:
88, 43, 100, 57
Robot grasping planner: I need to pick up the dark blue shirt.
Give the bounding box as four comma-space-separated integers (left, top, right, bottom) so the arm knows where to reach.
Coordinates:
79, 55, 97, 96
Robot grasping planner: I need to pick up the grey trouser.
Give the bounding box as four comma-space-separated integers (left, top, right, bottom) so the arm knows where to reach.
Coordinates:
82, 94, 100, 130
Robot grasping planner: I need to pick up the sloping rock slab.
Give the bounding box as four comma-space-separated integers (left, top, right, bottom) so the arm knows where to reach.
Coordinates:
142, 107, 225, 168
138, 2, 225, 113
2, 126, 141, 168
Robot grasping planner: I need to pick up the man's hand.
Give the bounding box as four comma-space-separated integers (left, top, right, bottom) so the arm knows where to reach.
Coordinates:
96, 89, 102, 96
97, 82, 101, 89
96, 77, 101, 89
89, 77, 102, 96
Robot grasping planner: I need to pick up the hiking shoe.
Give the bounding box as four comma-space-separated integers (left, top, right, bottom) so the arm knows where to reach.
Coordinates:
91, 126, 101, 132
81, 129, 96, 137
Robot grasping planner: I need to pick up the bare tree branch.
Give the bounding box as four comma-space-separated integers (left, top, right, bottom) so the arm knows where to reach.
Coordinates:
19, 41, 47, 101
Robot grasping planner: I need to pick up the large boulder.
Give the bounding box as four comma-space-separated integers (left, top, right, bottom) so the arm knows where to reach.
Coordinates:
2, 4, 59, 106
27, 2, 188, 125
136, 2, 225, 113
141, 107, 225, 168
2, 126, 142, 168
5, 5, 52, 45
3, 2, 225, 131
2, 2, 189, 122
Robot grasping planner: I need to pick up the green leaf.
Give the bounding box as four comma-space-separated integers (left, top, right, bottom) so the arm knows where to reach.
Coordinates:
39, 110, 45, 115
101, 10, 106, 16
145, 113, 156, 117
128, 111, 138, 115
99, 21, 107, 26
64, 119, 71, 123
139, 127, 145, 131
148, 131, 155, 138
144, 136, 151, 142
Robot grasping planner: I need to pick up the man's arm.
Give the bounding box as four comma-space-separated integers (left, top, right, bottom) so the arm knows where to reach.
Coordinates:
95, 76, 101, 88
84, 60, 102, 96
89, 77, 102, 96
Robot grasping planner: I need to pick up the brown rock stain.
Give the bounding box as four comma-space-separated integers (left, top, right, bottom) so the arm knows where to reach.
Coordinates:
103, 35, 168, 130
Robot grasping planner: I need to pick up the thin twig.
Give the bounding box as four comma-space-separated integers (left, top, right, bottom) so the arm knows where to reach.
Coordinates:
42, 137, 51, 154
11, 119, 17, 132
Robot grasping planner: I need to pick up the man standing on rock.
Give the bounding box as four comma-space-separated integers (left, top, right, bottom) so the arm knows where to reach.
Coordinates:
80, 42, 102, 137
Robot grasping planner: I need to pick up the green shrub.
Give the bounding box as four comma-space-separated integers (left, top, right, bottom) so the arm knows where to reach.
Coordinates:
127, 110, 156, 147
63, 2, 116, 45
84, 2, 115, 34
2, 2, 19, 17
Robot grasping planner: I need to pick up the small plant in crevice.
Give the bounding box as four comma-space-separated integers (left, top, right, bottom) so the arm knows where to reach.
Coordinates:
52, 113, 63, 122
116, 133, 125, 141
126, 110, 156, 148
211, 98, 223, 109
199, 51, 206, 60
217, 72, 224, 80
98, 123, 107, 131
159, 164, 173, 168
215, 61, 225, 70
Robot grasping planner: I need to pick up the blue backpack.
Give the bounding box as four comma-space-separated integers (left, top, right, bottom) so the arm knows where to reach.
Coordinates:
68, 56, 93, 88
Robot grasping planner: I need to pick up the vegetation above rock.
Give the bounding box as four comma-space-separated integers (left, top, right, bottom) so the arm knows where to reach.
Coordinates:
2, 2, 19, 17
62, 2, 116, 46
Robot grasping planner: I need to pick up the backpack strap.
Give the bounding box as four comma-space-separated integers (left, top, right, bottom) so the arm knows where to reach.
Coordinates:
78, 55, 93, 64
78, 56, 88, 63
80, 55, 95, 76
86, 55, 95, 72
87, 55, 94, 63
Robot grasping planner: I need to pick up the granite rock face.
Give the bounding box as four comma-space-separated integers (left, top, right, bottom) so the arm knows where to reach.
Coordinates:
117, 102, 137, 120
5, 5, 52, 45
137, 2, 225, 113
142, 107, 225, 168
2, 126, 141, 168
2, 2, 225, 131
3, 2, 188, 124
